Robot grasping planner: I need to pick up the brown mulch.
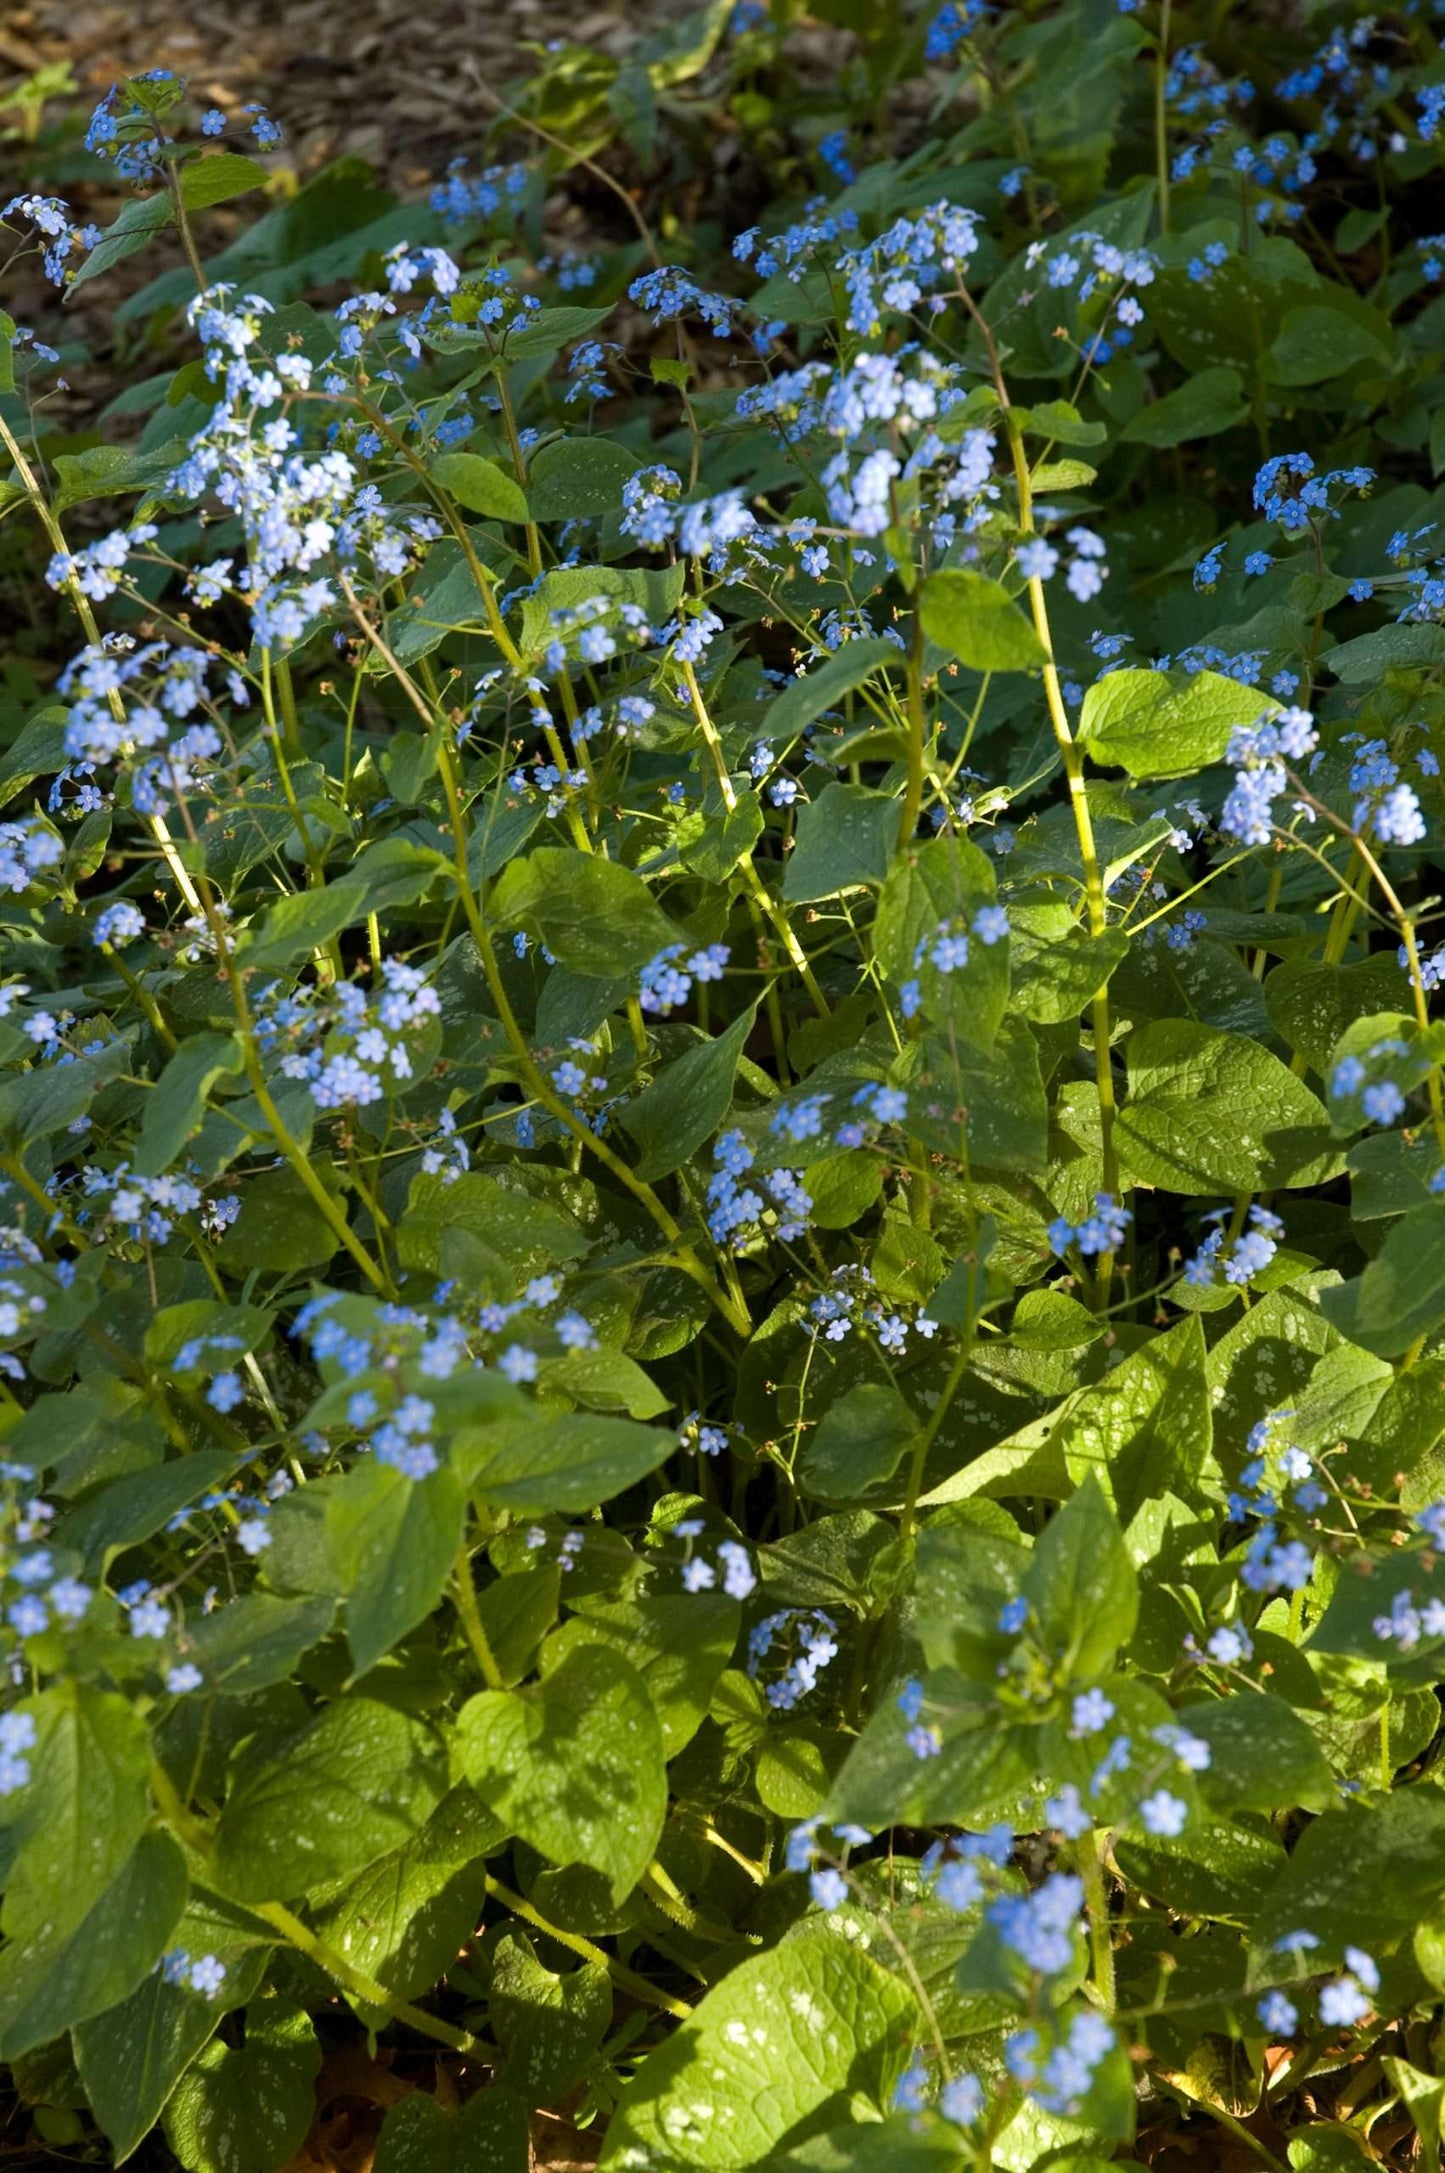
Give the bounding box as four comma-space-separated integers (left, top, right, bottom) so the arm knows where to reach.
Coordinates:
0, 0, 692, 193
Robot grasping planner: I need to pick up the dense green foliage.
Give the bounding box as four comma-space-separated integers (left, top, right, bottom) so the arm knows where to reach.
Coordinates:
6, 2, 1445, 2165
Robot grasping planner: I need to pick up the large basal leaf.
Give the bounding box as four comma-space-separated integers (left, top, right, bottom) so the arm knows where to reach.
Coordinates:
213, 1697, 447, 1902
162, 1999, 321, 2173
75, 1942, 268, 2163
326, 1458, 466, 1676
372, 2085, 530, 2173
310, 1785, 505, 2015
1116, 1018, 1338, 1194
539, 1592, 740, 1758
1120, 365, 1249, 448
1021, 1476, 1138, 1680
783, 784, 900, 902
599, 1925, 919, 2168
489, 846, 680, 976
1052, 1314, 1215, 1523
1247, 1789, 1445, 1979
456, 1645, 665, 1902
453, 1411, 675, 1513
0, 1830, 188, 2060
1317, 1202, 1445, 1359
489, 1927, 612, 2103
1, 1683, 151, 1939
1078, 669, 1275, 781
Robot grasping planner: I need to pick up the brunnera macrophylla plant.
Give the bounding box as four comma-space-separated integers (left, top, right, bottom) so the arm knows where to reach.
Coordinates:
7, 5, 1445, 2166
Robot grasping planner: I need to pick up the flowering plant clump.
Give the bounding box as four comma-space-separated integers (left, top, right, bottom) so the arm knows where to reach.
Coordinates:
5, 4, 1445, 2167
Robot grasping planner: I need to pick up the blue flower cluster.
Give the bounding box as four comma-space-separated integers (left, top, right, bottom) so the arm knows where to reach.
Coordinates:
1047, 1193, 1131, 1259
1183, 1202, 1284, 1289
747, 1606, 838, 1708
1218, 707, 1318, 845
706, 1130, 812, 1250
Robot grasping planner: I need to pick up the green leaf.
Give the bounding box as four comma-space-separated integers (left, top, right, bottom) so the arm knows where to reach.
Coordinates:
0, 1032, 133, 1144
0, 310, 14, 397
1266, 955, 1412, 1073
1247, 1789, 1445, 1978
1010, 911, 1129, 1025
1078, 669, 1275, 781
1317, 1203, 1445, 1358
67, 194, 173, 291
1116, 1019, 1337, 1194
241, 881, 369, 970
179, 153, 270, 210
372, 2087, 530, 2173
55, 1451, 237, 1574
918, 569, 1044, 673
213, 1697, 447, 1902
1115, 1818, 1285, 1922
162, 2000, 320, 2173
775, 2111, 973, 2169
1181, 1692, 1335, 1815
755, 1726, 849, 1819
490, 846, 679, 975
907, 1019, 1049, 1175
477, 1563, 561, 1686
622, 1005, 757, 1181
799, 1383, 918, 1503
924, 1220, 1001, 1332
1052, 1314, 1214, 1523
75, 1944, 268, 2163
51, 441, 184, 512
456, 1645, 666, 1901
326, 1459, 466, 1676
518, 564, 685, 659
428, 450, 529, 522
0, 1830, 188, 2061
1310, 1547, 1445, 1678
223, 1166, 342, 1273
1023, 398, 1108, 447
783, 783, 900, 902
489, 1927, 612, 2102
676, 790, 765, 882
1120, 367, 1248, 448
542, 1593, 739, 1757
455, 1411, 674, 1513
526, 436, 640, 520
1021, 1476, 1137, 1679
874, 835, 1007, 1049
761, 639, 899, 741
133, 1032, 245, 1178
179, 1592, 338, 1695
538, 1345, 670, 1419
1265, 304, 1390, 386
914, 1516, 1030, 1675
310, 1786, 505, 2013
1, 1685, 151, 1939
1325, 624, 1445, 683
396, 1169, 586, 1279
0, 705, 69, 806
598, 1925, 918, 2169
1384, 2061, 1445, 2173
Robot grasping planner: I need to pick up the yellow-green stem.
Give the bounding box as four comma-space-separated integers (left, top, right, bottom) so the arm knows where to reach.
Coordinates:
680, 659, 830, 1020
0, 409, 205, 918
1155, 0, 1173, 234
452, 1545, 505, 1690
482, 1873, 692, 2019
